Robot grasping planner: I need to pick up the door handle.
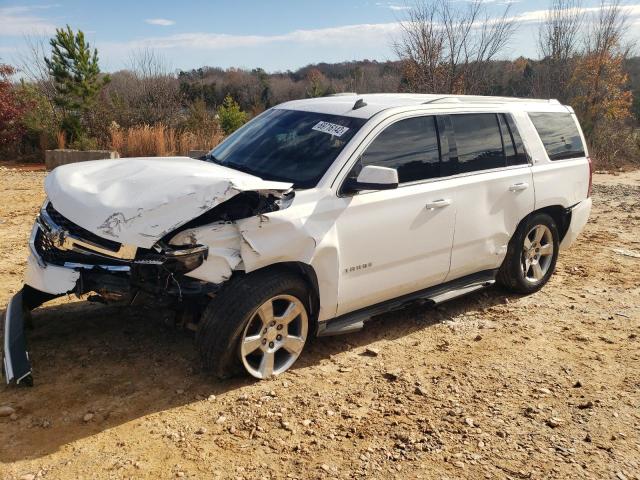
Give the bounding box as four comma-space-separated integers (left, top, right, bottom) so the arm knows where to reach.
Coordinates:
425, 199, 451, 210
509, 182, 529, 192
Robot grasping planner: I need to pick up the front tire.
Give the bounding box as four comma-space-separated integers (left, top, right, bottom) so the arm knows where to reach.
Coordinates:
196, 269, 311, 380
497, 213, 559, 294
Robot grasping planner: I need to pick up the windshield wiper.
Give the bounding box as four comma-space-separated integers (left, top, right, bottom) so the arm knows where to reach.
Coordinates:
201, 151, 225, 165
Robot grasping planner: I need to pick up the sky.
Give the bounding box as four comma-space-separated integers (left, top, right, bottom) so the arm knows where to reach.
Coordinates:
1, 0, 640, 73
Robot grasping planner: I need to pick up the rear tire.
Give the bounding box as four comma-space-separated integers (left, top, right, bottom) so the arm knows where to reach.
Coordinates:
196, 269, 311, 380
497, 213, 559, 294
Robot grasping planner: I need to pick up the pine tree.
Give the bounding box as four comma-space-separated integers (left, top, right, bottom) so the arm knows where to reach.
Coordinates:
45, 25, 110, 142
217, 95, 247, 135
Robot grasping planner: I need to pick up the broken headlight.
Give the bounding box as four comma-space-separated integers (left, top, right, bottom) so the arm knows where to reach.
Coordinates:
142, 242, 209, 275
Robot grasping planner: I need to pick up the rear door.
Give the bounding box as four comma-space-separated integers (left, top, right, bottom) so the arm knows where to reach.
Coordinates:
444, 112, 535, 281
334, 115, 457, 315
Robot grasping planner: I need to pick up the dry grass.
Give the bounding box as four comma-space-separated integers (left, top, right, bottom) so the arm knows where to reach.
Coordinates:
56, 131, 66, 150
108, 124, 223, 157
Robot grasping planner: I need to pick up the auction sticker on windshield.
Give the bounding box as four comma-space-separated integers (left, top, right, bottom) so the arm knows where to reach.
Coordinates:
312, 121, 350, 137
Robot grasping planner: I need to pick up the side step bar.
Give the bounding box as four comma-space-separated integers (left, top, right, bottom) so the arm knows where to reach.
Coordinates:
317, 270, 496, 337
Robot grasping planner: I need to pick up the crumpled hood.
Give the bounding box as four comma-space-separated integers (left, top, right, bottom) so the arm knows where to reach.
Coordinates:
45, 156, 292, 249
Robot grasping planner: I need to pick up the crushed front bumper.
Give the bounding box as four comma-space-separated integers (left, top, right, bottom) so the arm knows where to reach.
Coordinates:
2, 202, 212, 386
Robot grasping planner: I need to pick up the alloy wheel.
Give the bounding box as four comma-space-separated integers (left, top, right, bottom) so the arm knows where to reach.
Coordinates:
239, 294, 308, 379
521, 224, 554, 283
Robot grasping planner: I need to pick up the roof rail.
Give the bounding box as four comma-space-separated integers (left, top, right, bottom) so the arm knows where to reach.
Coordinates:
422, 95, 562, 105
422, 96, 461, 104
329, 92, 358, 97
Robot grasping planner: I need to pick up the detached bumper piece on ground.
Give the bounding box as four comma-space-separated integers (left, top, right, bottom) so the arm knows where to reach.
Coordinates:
3, 290, 32, 386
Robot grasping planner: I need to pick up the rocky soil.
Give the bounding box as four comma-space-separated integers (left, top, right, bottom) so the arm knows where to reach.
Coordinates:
0, 166, 639, 480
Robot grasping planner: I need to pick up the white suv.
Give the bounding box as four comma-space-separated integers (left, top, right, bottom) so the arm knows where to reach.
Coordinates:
3, 94, 592, 385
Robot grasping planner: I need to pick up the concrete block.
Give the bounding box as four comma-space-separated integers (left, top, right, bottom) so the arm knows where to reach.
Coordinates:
44, 150, 119, 170
188, 150, 209, 159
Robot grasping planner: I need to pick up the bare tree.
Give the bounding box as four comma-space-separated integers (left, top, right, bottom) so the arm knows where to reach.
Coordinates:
538, 0, 583, 62
572, 0, 633, 137
105, 48, 183, 127
534, 0, 584, 101
584, 0, 631, 58
128, 48, 173, 78
14, 35, 59, 116
394, 0, 516, 94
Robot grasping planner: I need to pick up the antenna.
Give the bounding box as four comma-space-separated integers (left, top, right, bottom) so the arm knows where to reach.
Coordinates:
353, 98, 367, 110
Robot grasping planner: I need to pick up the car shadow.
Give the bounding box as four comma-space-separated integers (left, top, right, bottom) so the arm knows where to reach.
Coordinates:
0, 286, 519, 462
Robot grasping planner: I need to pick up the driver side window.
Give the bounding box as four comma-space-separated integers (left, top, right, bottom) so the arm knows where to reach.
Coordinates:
356, 116, 441, 184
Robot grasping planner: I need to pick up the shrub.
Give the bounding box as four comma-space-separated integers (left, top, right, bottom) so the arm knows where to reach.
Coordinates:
217, 95, 247, 135
69, 135, 98, 151
0, 64, 33, 152
589, 121, 640, 168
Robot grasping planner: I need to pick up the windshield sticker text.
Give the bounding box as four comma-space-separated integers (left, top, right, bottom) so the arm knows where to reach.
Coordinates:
312, 121, 350, 137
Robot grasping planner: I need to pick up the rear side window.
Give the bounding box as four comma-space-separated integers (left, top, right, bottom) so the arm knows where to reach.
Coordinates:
360, 116, 441, 183
528, 112, 585, 160
450, 113, 505, 173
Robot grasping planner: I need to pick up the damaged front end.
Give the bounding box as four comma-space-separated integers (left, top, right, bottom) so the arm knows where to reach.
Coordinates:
3, 177, 293, 386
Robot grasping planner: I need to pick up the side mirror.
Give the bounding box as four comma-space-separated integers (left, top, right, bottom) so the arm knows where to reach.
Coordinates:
344, 165, 399, 193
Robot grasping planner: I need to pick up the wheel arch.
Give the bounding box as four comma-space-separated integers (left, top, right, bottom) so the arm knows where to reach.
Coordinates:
239, 261, 321, 323
513, 205, 570, 244
498, 206, 563, 294
530, 205, 571, 242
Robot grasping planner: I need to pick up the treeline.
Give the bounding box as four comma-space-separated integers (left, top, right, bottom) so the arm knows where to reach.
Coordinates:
177, 57, 640, 121
0, 0, 638, 166
177, 61, 403, 114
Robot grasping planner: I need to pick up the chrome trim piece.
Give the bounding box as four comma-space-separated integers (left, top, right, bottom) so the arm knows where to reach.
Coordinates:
28, 223, 46, 268
338, 163, 532, 197
16, 369, 32, 385
62, 262, 131, 272
163, 244, 209, 257
38, 203, 137, 260
3, 297, 14, 383
427, 280, 493, 303
29, 221, 132, 272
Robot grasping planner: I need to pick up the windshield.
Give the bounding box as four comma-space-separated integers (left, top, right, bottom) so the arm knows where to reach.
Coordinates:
206, 108, 366, 188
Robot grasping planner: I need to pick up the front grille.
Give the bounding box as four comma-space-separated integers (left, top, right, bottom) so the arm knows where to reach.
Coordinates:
46, 202, 121, 252
34, 228, 126, 266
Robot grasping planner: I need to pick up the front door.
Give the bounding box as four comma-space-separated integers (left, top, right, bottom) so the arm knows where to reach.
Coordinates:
334, 115, 456, 316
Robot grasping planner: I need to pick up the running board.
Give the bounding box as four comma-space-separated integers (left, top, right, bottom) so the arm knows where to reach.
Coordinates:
317, 270, 496, 337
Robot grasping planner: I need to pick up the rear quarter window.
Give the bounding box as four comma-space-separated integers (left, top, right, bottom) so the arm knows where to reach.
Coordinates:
528, 112, 585, 161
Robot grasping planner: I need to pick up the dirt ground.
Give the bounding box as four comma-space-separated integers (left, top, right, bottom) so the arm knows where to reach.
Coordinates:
0, 166, 639, 480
